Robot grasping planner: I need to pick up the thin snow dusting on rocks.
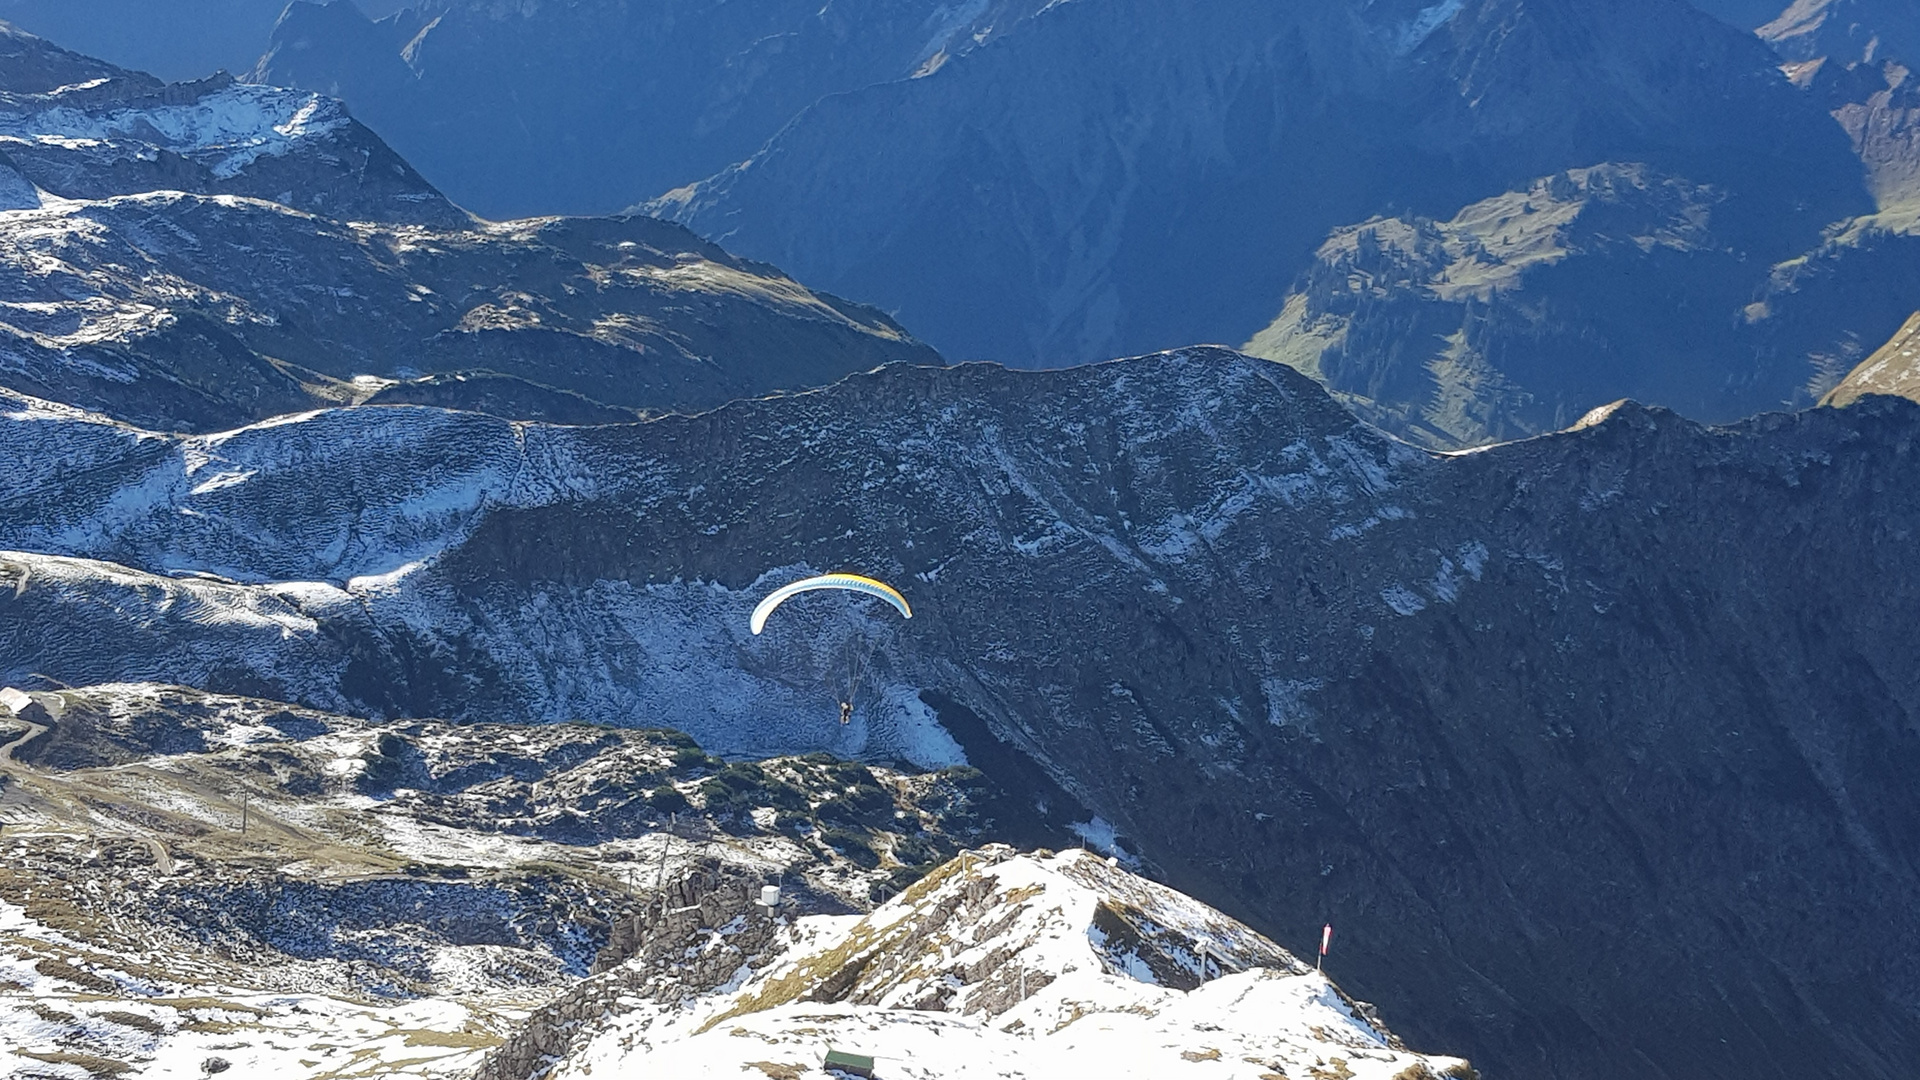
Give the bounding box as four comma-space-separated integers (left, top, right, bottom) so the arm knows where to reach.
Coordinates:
535, 848, 1471, 1080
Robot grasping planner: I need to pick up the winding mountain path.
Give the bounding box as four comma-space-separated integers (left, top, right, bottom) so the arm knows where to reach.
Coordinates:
0, 692, 173, 873
0, 688, 48, 767
0, 715, 45, 766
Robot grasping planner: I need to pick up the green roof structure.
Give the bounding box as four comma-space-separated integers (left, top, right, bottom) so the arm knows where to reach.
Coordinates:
824, 1048, 876, 1078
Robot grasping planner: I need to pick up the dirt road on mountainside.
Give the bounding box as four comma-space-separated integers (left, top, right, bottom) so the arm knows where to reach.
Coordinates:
0, 692, 174, 873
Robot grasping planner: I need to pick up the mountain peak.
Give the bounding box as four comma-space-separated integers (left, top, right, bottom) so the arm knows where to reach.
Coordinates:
0, 17, 156, 95
491, 847, 1476, 1080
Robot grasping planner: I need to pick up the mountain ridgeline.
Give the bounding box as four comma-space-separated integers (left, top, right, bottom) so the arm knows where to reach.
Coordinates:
3, 349, 1919, 1079
250, 0, 1920, 452
651, 0, 1865, 368
0, 22, 937, 432
255, 0, 1059, 220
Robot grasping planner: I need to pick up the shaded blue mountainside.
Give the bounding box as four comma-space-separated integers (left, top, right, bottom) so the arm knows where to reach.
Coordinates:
246, 0, 1920, 452
4, 10, 1920, 1080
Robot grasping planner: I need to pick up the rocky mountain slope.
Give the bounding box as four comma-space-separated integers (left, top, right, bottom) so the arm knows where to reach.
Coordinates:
653, 0, 1864, 368
488, 846, 1473, 1080
3, 347, 1919, 1079
0, 25, 939, 431
1239, 161, 1920, 446
1822, 308, 1920, 404
256, 0, 1057, 220
0, 680, 1002, 1076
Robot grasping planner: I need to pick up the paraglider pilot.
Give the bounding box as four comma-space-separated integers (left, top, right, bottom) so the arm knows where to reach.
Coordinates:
749, 574, 913, 732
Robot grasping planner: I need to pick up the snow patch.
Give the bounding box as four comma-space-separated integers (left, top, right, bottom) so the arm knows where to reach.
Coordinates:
553, 849, 1465, 1080
1381, 583, 1427, 616
1395, 0, 1466, 54
1264, 677, 1325, 738
0, 83, 354, 179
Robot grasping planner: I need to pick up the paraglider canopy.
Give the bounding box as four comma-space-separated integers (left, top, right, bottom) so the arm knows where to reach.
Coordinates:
750, 573, 912, 635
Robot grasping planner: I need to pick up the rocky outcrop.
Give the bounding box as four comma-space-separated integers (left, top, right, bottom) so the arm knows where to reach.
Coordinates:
1761, 0, 1920, 63
474, 865, 785, 1080
501, 848, 1471, 1080
1824, 308, 1920, 404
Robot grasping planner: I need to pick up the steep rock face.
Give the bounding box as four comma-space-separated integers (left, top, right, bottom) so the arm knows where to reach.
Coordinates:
1759, 3, 1920, 212
2, 350, 1919, 1078
256, 0, 1055, 220
1780, 52, 1920, 211
657, 0, 1865, 366
0, 15, 136, 92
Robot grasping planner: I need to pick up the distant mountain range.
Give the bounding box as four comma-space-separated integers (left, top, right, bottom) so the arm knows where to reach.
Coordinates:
236, 0, 1920, 449
0, 24, 937, 431
654, 0, 1865, 370
255, 0, 1059, 220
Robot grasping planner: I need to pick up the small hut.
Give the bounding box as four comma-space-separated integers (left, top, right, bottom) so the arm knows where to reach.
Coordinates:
823, 1049, 876, 1078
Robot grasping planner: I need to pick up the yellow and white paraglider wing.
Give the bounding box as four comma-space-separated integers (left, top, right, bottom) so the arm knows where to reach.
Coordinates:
749, 573, 913, 634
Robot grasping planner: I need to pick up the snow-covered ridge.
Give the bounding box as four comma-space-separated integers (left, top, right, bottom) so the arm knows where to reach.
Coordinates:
0, 79, 352, 180
0, 350, 1429, 762
548, 848, 1473, 1079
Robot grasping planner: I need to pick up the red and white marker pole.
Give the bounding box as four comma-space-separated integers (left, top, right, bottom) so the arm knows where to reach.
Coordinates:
1318, 923, 1332, 972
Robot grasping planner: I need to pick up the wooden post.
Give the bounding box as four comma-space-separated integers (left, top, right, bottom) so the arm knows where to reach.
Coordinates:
654, 819, 673, 899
